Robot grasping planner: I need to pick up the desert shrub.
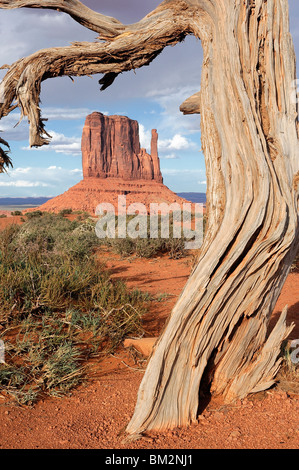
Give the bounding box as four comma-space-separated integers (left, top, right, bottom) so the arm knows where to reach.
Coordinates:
100, 214, 190, 259
135, 237, 165, 259
276, 340, 299, 395
25, 210, 44, 219
73, 210, 90, 221
0, 214, 7, 218
59, 208, 73, 217
107, 236, 136, 257
11, 210, 22, 216
0, 213, 148, 404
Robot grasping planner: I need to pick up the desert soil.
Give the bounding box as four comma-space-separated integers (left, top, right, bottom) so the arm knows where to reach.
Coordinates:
0, 216, 298, 450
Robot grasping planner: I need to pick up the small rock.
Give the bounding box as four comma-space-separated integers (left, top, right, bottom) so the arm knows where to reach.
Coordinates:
143, 437, 154, 443
123, 338, 158, 357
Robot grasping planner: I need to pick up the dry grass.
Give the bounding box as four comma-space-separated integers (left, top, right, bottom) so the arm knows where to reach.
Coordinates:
276, 341, 299, 395
0, 212, 148, 405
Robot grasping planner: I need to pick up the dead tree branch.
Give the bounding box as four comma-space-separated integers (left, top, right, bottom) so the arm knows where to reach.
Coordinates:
0, 0, 195, 162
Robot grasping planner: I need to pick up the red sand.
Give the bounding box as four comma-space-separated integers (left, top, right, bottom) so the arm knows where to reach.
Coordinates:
0, 218, 298, 449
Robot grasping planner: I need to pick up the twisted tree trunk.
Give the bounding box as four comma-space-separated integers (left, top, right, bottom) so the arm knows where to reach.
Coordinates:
0, 0, 298, 437
127, 0, 299, 435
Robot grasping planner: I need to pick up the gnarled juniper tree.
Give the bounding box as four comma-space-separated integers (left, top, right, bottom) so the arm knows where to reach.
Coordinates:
0, 0, 298, 437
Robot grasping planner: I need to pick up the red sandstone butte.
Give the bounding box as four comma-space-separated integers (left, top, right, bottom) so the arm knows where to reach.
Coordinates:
35, 112, 189, 215
82, 113, 163, 183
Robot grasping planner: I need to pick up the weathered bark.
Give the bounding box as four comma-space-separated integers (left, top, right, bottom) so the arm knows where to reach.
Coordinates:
0, 0, 298, 437
126, 0, 299, 436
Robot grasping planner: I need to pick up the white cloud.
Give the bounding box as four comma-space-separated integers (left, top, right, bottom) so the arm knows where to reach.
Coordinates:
0, 10, 96, 65
139, 124, 197, 157
0, 180, 49, 188
1, 165, 83, 187
139, 124, 151, 150
146, 83, 202, 141
0, 112, 29, 141
12, 167, 32, 174
22, 130, 81, 156
161, 168, 204, 176
0, 107, 103, 144
162, 154, 180, 160
159, 134, 197, 152
51, 142, 81, 155
41, 107, 107, 121
49, 130, 77, 144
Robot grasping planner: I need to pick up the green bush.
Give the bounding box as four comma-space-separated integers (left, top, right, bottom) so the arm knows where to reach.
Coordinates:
25, 210, 43, 219
58, 208, 73, 217
11, 210, 22, 216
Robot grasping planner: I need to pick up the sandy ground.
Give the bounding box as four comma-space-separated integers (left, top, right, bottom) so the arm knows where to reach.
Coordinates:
0, 217, 298, 450
0, 214, 23, 227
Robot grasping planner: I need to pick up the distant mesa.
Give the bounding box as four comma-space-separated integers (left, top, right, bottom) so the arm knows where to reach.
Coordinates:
35, 112, 188, 215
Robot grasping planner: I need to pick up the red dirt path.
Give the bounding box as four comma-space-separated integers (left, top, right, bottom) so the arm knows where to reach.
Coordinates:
0, 218, 298, 449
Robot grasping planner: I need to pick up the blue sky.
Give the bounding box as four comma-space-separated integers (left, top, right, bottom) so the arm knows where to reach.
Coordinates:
0, 0, 298, 197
